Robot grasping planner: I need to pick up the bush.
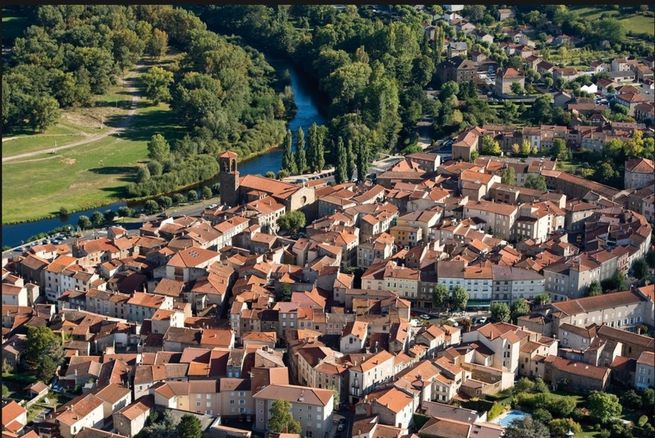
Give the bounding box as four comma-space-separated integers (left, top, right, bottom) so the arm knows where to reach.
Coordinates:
202, 186, 212, 199
117, 206, 133, 217
59, 207, 69, 217
549, 418, 581, 437
487, 401, 506, 420
143, 200, 160, 214
532, 408, 552, 423
158, 196, 173, 209
103, 210, 116, 224
265, 171, 277, 179
187, 190, 198, 202
173, 193, 186, 204
515, 392, 576, 417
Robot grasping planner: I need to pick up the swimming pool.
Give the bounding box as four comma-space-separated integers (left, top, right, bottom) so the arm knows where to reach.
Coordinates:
494, 409, 529, 427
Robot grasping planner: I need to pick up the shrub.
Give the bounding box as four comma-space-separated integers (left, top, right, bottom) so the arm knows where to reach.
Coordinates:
487, 402, 506, 420
532, 408, 552, 423
549, 418, 581, 437
158, 196, 173, 209
187, 190, 198, 202
202, 186, 212, 199
173, 193, 186, 204
59, 207, 69, 217
143, 200, 160, 214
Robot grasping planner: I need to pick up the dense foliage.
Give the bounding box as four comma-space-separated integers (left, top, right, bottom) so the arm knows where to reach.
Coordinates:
202, 5, 441, 161
3, 5, 165, 132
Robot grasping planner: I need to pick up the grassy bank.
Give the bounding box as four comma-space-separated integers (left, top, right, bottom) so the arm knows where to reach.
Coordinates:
2, 56, 187, 224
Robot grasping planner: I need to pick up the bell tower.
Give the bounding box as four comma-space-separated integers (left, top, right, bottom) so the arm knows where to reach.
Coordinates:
219, 151, 239, 206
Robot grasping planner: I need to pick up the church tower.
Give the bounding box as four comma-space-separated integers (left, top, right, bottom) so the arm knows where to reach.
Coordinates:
219, 151, 239, 207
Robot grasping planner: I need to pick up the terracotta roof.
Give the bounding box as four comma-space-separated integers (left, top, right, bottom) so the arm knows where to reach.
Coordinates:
551, 290, 644, 316
95, 383, 130, 404
168, 247, 219, 268
56, 393, 104, 426
115, 396, 153, 421
626, 158, 654, 173
547, 355, 610, 381
253, 384, 333, 406
1, 401, 26, 427
369, 387, 414, 414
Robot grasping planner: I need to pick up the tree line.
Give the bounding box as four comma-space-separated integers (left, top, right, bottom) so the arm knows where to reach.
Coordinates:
3, 5, 173, 132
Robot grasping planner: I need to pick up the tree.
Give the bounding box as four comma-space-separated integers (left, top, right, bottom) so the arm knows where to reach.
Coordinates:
295, 127, 307, 174
31, 95, 60, 132
588, 391, 622, 424
511, 143, 520, 155
490, 302, 510, 322
91, 211, 105, 227
534, 293, 551, 306
549, 418, 581, 437
2, 384, 9, 398
524, 175, 547, 191
202, 186, 212, 199
158, 196, 173, 209
346, 140, 356, 181
356, 141, 370, 182
268, 400, 301, 434
147, 160, 163, 177
78, 215, 92, 229
118, 206, 133, 218
450, 286, 469, 311
59, 207, 69, 217
501, 166, 516, 185
176, 414, 202, 438
480, 135, 502, 156
143, 199, 160, 214
632, 258, 649, 281
503, 417, 549, 438
433, 25, 445, 66
103, 210, 116, 224
24, 326, 64, 382
551, 138, 569, 160
173, 193, 186, 205
510, 82, 523, 95
282, 129, 297, 174
588, 281, 602, 296
143, 66, 173, 104
335, 137, 348, 184
520, 139, 532, 157
277, 211, 306, 235
510, 298, 530, 322
276, 283, 292, 302
432, 284, 449, 310
148, 28, 168, 58
136, 166, 151, 183
147, 134, 170, 162
187, 190, 198, 202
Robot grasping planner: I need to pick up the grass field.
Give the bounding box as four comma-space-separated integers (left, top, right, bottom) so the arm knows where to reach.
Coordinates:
570, 6, 654, 37
2, 56, 185, 224
2, 103, 183, 224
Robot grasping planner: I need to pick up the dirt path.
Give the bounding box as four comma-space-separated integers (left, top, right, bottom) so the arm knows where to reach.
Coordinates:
3, 64, 144, 164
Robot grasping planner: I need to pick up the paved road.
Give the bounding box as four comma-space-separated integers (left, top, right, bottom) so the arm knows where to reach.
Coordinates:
2, 64, 144, 163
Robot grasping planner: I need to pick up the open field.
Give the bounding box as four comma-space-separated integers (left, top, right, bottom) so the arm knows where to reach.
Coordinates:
2, 56, 185, 224
570, 7, 654, 37
2, 102, 183, 224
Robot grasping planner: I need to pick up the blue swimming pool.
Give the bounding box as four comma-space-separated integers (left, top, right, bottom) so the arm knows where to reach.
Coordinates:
495, 409, 529, 427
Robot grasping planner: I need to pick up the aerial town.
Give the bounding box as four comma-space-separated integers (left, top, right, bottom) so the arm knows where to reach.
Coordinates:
2, 4, 655, 438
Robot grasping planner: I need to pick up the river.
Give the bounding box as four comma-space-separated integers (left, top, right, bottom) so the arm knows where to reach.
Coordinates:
1, 56, 326, 248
